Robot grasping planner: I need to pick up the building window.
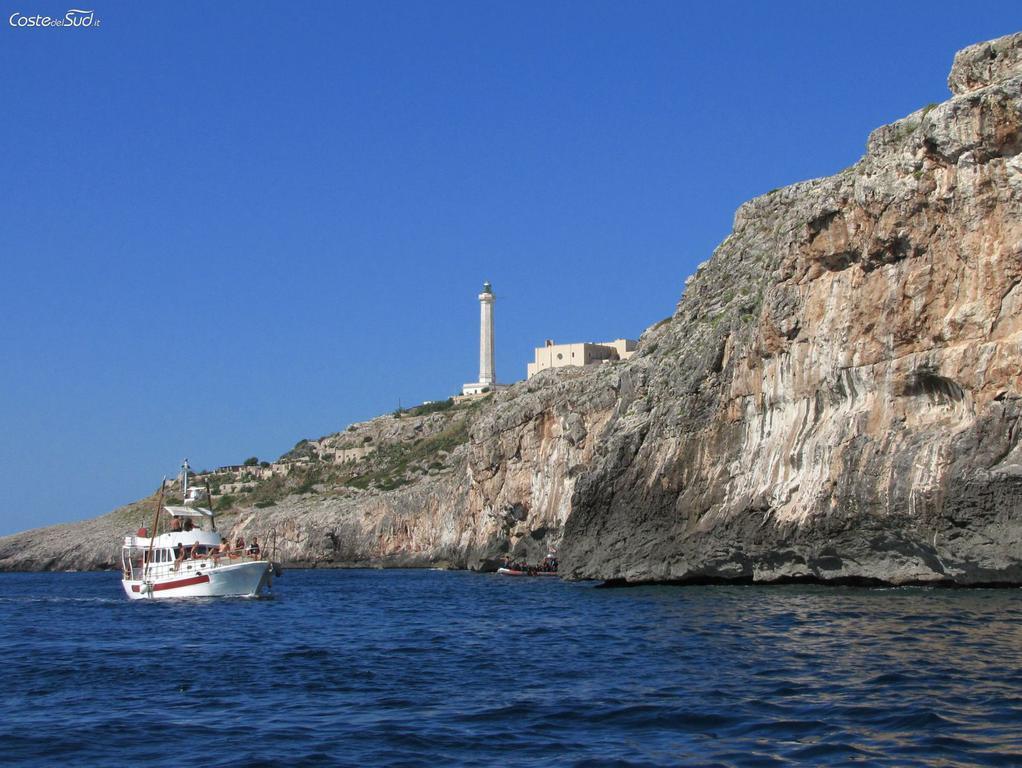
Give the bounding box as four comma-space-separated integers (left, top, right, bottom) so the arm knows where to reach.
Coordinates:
557, 353, 563, 360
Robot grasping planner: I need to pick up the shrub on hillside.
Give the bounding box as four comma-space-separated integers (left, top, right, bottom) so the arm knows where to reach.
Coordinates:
407, 398, 455, 417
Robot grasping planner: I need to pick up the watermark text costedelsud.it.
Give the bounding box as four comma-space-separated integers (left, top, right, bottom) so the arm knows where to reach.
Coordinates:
9, 8, 100, 27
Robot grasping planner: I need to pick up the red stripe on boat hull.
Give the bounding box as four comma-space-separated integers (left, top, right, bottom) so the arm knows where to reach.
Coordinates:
154, 573, 210, 591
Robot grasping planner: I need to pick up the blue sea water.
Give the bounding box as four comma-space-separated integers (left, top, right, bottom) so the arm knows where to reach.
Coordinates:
1, 570, 1021, 767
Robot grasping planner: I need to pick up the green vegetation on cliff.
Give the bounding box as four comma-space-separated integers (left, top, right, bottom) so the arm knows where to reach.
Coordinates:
205, 397, 481, 511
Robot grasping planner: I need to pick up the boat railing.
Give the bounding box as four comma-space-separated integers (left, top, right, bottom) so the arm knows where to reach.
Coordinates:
123, 549, 269, 581
187, 549, 267, 564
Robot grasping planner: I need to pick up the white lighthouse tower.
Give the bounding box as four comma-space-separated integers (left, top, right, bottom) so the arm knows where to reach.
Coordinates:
463, 281, 497, 396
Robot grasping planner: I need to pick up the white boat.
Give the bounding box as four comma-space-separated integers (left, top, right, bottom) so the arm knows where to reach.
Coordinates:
121, 461, 280, 600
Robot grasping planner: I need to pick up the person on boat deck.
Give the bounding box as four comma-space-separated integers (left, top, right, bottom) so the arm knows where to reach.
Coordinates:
183, 518, 194, 532
170, 517, 182, 532
174, 543, 185, 564
211, 539, 230, 562
235, 536, 245, 555
248, 537, 260, 556
189, 541, 202, 559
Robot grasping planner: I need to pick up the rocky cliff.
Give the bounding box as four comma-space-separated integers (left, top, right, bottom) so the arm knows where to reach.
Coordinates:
3, 33, 1021, 584
558, 32, 1022, 584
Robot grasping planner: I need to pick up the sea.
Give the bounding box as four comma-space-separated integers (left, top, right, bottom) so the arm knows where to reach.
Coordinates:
1, 569, 1020, 767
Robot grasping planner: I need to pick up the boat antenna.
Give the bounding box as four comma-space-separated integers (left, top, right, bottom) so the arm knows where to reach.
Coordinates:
205, 479, 217, 532
144, 478, 167, 583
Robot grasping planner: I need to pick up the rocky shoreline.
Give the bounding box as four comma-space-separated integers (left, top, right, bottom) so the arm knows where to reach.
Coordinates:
3, 32, 1022, 586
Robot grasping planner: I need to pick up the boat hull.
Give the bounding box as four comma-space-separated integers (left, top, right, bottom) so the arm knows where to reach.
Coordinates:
122, 560, 274, 600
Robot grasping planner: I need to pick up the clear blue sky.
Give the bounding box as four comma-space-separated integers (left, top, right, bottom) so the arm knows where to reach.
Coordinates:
1, 1, 1019, 535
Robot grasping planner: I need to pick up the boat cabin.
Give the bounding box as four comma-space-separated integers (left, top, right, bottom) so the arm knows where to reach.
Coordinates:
121, 505, 221, 582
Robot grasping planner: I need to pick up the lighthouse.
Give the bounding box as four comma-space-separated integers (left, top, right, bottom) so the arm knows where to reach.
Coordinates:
462, 281, 497, 396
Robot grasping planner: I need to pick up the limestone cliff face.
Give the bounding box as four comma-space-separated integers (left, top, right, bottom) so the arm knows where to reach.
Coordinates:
234, 367, 626, 569
3, 33, 1021, 584
461, 367, 626, 563
557, 32, 1022, 583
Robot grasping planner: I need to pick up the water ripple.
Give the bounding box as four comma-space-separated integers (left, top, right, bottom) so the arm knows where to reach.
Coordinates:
1, 571, 1021, 766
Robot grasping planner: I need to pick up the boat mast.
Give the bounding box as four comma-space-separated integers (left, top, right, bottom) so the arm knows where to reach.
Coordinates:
143, 478, 167, 583
205, 479, 217, 532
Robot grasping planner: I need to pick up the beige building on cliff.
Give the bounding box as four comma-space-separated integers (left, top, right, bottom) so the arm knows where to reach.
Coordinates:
527, 338, 637, 378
